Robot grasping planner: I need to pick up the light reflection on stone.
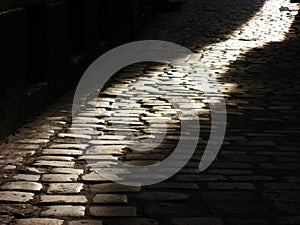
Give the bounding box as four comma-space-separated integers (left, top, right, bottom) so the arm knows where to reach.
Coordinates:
199, 0, 300, 77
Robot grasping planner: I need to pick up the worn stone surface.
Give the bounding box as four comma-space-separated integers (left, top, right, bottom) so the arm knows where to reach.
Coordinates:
1, 182, 42, 192
42, 174, 78, 182
0, 204, 40, 217
13, 174, 41, 181
34, 160, 75, 168
103, 218, 158, 225
47, 183, 84, 194
0, 0, 299, 224
0, 215, 14, 225
135, 192, 189, 201
50, 168, 84, 175
40, 195, 88, 204
171, 217, 223, 225
0, 191, 34, 203
40, 206, 85, 217
67, 220, 103, 225
89, 206, 137, 217
15, 218, 65, 225
92, 194, 128, 204
87, 183, 141, 193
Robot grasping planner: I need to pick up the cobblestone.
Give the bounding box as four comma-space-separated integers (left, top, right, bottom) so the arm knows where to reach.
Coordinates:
89, 206, 137, 217
135, 192, 189, 201
87, 183, 141, 193
40, 195, 88, 204
0, 191, 34, 202
15, 218, 65, 225
207, 182, 256, 190
40, 205, 85, 217
34, 160, 75, 168
50, 168, 84, 175
0, 204, 39, 217
0, 0, 299, 224
92, 194, 128, 203
0, 215, 14, 224
103, 218, 157, 225
67, 220, 102, 225
1, 182, 43, 192
47, 183, 84, 194
171, 217, 223, 225
42, 174, 78, 182
228, 220, 270, 225
42, 149, 83, 156
12, 174, 41, 181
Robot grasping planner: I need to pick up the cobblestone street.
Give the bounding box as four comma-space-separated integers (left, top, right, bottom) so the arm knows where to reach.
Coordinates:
1, 0, 300, 224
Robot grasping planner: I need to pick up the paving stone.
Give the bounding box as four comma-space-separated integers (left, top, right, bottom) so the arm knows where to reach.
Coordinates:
135, 192, 189, 201
24, 167, 47, 174
58, 133, 91, 139
34, 160, 75, 168
89, 206, 137, 217
228, 220, 270, 225
36, 156, 74, 161
88, 183, 141, 193
0, 191, 34, 202
211, 162, 253, 169
103, 218, 158, 225
176, 175, 227, 182
97, 135, 126, 140
2, 165, 17, 171
1, 0, 300, 223
67, 220, 103, 225
79, 155, 118, 161
121, 154, 165, 161
16, 139, 50, 144
277, 217, 300, 225
144, 202, 204, 217
40, 206, 85, 217
45, 116, 67, 121
207, 202, 267, 215
89, 140, 135, 145
49, 144, 88, 149
85, 146, 125, 155
200, 191, 257, 202
42, 174, 78, 182
264, 183, 300, 191
13, 174, 40, 181
208, 169, 253, 175
229, 175, 274, 182
92, 194, 128, 203
40, 195, 88, 204
263, 191, 300, 203
271, 202, 300, 214
54, 138, 77, 144
1, 182, 42, 192
147, 182, 199, 190
81, 173, 112, 182
15, 218, 65, 225
207, 182, 256, 190
50, 168, 84, 175
0, 215, 14, 224
11, 144, 41, 150
171, 217, 223, 225
0, 204, 39, 217
285, 176, 300, 183
47, 183, 84, 194
42, 149, 83, 156
260, 163, 300, 170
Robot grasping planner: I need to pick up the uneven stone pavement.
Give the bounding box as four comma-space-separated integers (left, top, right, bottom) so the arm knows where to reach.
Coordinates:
1, 0, 300, 224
